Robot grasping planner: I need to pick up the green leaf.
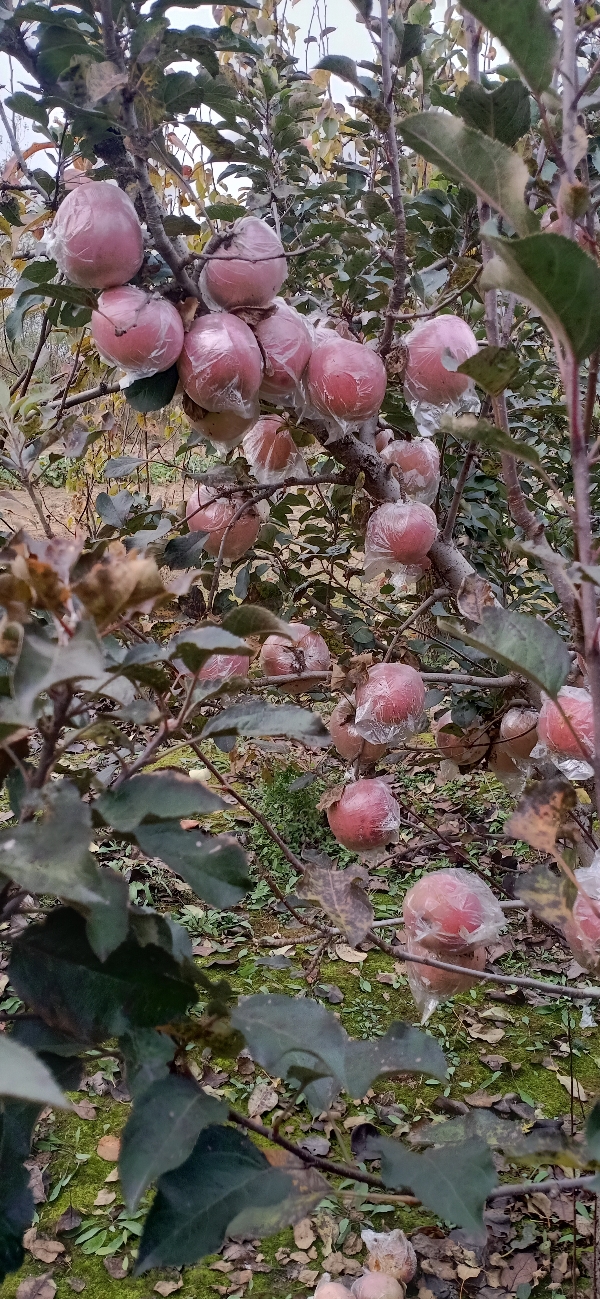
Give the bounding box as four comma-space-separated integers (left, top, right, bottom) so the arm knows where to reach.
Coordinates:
121, 1076, 228, 1209
123, 365, 179, 413
481, 232, 600, 363
12, 620, 117, 719
314, 55, 366, 91
162, 531, 208, 569
104, 456, 144, 480
361, 1134, 496, 1240
187, 122, 238, 161
163, 214, 203, 236
4, 92, 48, 128
119, 1028, 175, 1101
455, 347, 521, 396
231, 995, 447, 1113
221, 606, 294, 638
437, 607, 571, 697
9, 907, 196, 1043
136, 1126, 290, 1272
0, 198, 23, 227
9, 1018, 88, 1058
409, 1109, 577, 1165
462, 0, 557, 94
0, 1037, 69, 1108
440, 414, 541, 467
134, 823, 252, 908
398, 23, 423, 65
170, 625, 249, 673
457, 80, 531, 146
205, 201, 244, 221
202, 700, 329, 744
96, 771, 226, 831
398, 112, 537, 237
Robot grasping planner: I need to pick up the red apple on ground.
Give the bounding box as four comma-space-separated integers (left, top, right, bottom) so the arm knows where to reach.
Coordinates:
352, 1275, 404, 1299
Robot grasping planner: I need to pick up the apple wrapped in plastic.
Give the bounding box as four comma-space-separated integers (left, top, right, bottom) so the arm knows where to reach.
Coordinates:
353, 662, 425, 747
361, 1228, 417, 1284
186, 484, 262, 560
403, 314, 479, 436
306, 335, 387, 432
243, 416, 307, 485
325, 778, 401, 857
91, 287, 184, 382
498, 707, 539, 762
199, 654, 250, 682
403, 866, 504, 953
406, 938, 487, 1020
182, 392, 257, 454
538, 685, 594, 779
255, 300, 313, 404
380, 438, 440, 505
200, 216, 287, 310
364, 501, 437, 582
259, 622, 330, 694
329, 698, 387, 765
562, 858, 600, 970
433, 710, 488, 766
178, 314, 263, 419
352, 1275, 404, 1299
46, 180, 144, 289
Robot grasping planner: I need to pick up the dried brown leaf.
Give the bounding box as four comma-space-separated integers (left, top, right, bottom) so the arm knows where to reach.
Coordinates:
317, 784, 345, 813
515, 862, 576, 932
96, 1134, 120, 1161
17, 1275, 56, 1299
22, 1230, 65, 1264
456, 574, 496, 623
506, 777, 577, 853
298, 861, 373, 946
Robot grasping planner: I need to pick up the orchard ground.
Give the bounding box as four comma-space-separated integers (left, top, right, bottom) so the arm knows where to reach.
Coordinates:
3, 751, 600, 1299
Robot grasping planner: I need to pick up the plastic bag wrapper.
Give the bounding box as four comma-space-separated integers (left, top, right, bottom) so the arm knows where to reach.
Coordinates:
360, 1230, 417, 1283
354, 662, 425, 747
328, 697, 387, 763
389, 561, 431, 595
405, 937, 487, 1021
260, 623, 331, 678
182, 392, 258, 457
185, 483, 263, 560
304, 334, 387, 438
403, 315, 479, 436
255, 299, 314, 406
535, 686, 594, 780
243, 416, 307, 485
363, 502, 437, 582
178, 313, 263, 419
200, 216, 287, 312
91, 287, 184, 384
562, 855, 600, 971
403, 866, 504, 953
326, 778, 401, 863
380, 437, 440, 505
45, 179, 144, 290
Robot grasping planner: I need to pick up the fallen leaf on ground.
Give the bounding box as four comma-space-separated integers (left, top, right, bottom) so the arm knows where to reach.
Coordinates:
557, 1074, 587, 1101
298, 1269, 319, 1286
456, 1265, 481, 1281
23, 1229, 65, 1264
93, 1188, 116, 1207
17, 1276, 56, 1299
104, 1167, 119, 1182
56, 1208, 82, 1234
72, 1100, 96, 1120
103, 1257, 128, 1280
294, 1219, 316, 1250
467, 1025, 505, 1044
25, 1158, 46, 1204
154, 1281, 183, 1295
500, 1253, 539, 1291
464, 1092, 502, 1108
96, 1134, 120, 1161
479, 1055, 509, 1070
248, 1081, 278, 1119
67, 1280, 86, 1293
343, 1114, 371, 1130
335, 944, 367, 963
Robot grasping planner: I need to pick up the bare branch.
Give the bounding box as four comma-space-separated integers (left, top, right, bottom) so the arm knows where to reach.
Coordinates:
378, 0, 407, 357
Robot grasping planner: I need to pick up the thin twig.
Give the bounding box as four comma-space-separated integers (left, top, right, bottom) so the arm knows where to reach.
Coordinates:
0, 97, 51, 201
384, 587, 450, 663
378, 0, 406, 356
441, 442, 477, 543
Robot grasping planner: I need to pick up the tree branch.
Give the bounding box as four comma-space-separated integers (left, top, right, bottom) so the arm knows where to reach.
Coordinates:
378, 0, 407, 357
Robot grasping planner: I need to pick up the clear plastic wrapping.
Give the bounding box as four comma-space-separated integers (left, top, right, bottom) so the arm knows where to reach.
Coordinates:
182, 392, 258, 456
535, 686, 594, 780
259, 622, 330, 691
563, 855, 600, 971
305, 334, 387, 436
433, 710, 488, 767
255, 299, 313, 406
328, 697, 387, 764
380, 437, 440, 505
243, 416, 307, 485
91, 287, 184, 383
403, 315, 480, 437
178, 313, 263, 418
403, 867, 504, 953
200, 216, 287, 311
363, 502, 438, 582
360, 1229, 417, 1283
354, 662, 425, 746
185, 483, 263, 559
406, 938, 487, 1022
198, 653, 250, 681
326, 777, 401, 860
45, 180, 144, 290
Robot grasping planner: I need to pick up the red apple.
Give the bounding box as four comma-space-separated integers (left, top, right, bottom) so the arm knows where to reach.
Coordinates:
329, 698, 387, 763
178, 313, 263, 418
433, 710, 488, 766
200, 216, 287, 310
406, 938, 486, 996
354, 662, 425, 746
183, 394, 257, 453
198, 653, 250, 681
186, 484, 262, 559
243, 416, 305, 483
365, 502, 438, 577
403, 867, 501, 952
380, 438, 440, 505
498, 707, 539, 761
404, 315, 478, 406
316, 1286, 355, 1299
259, 622, 330, 693
91, 287, 184, 380
306, 335, 387, 427
47, 180, 144, 289
375, 428, 394, 453
326, 778, 401, 853
538, 686, 594, 761
352, 1275, 404, 1299
254, 299, 313, 403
